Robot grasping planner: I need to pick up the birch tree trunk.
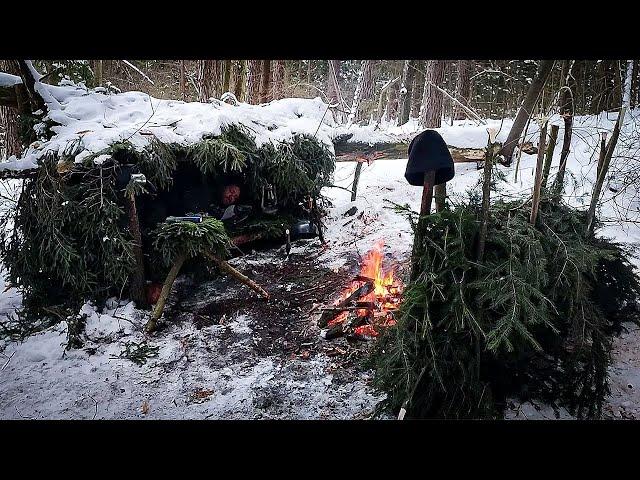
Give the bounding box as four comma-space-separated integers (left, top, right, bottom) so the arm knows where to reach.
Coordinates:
419, 60, 446, 128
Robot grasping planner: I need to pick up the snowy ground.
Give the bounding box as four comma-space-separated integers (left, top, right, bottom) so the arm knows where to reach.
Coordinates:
1, 112, 640, 419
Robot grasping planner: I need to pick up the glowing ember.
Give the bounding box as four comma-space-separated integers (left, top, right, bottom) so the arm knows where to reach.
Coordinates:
326, 240, 403, 337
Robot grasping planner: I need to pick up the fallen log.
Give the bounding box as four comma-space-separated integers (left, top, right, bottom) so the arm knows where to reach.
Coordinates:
333, 136, 486, 164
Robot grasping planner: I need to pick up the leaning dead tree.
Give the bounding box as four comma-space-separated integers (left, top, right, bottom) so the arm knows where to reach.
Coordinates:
585, 60, 634, 235
499, 60, 555, 164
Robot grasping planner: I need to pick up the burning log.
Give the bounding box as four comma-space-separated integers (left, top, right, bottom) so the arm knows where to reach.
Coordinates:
318, 280, 374, 328
319, 240, 403, 341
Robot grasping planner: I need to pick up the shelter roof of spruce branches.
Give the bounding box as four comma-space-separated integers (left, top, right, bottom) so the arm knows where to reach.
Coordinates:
0, 77, 409, 173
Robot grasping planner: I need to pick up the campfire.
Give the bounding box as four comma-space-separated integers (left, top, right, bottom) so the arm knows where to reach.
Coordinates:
319, 240, 403, 340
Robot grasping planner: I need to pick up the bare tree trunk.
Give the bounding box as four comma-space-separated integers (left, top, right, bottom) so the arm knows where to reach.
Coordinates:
271, 60, 285, 101
95, 60, 103, 87
327, 60, 341, 104
197, 60, 216, 102
553, 60, 575, 196
0, 60, 22, 158
453, 60, 472, 120
499, 60, 555, 164
260, 60, 272, 103
179, 60, 186, 101
247, 60, 262, 104
222, 59, 232, 93
586, 60, 634, 235
419, 60, 446, 128
398, 60, 417, 126
385, 82, 399, 122
348, 60, 371, 125
411, 60, 425, 118
234, 60, 247, 102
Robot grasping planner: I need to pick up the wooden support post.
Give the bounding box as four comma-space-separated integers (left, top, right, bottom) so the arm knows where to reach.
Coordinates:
351, 162, 363, 202
145, 253, 187, 333
434, 183, 447, 212
596, 132, 608, 179
477, 132, 499, 261
541, 124, 559, 189
530, 121, 548, 225
410, 170, 436, 281
126, 192, 147, 307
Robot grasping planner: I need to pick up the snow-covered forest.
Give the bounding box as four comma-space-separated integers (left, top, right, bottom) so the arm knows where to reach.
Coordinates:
1, 59, 639, 420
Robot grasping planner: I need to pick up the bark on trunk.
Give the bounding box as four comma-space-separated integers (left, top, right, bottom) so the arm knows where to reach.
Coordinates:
419, 60, 446, 128
247, 60, 262, 104
271, 60, 285, 101
0, 60, 22, 158
234, 60, 247, 102
398, 60, 417, 126
453, 60, 472, 120
260, 60, 272, 103
499, 60, 555, 164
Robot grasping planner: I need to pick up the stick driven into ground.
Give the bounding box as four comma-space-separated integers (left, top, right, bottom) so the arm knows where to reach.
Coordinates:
530, 120, 548, 225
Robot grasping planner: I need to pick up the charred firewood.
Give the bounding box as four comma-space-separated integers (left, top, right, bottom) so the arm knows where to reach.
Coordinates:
317, 280, 374, 327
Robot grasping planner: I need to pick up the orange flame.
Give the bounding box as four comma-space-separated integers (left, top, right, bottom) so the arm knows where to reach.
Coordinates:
328, 240, 403, 334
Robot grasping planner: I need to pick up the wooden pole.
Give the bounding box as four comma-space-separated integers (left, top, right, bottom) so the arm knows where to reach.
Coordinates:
541, 124, 559, 189
434, 183, 447, 212
145, 253, 187, 333
351, 163, 363, 201
586, 60, 634, 236
205, 252, 269, 299
596, 132, 608, 179
126, 192, 147, 307
477, 132, 498, 261
410, 170, 436, 281
530, 121, 548, 225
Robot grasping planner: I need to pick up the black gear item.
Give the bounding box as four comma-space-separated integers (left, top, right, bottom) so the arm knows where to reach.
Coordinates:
405, 129, 455, 186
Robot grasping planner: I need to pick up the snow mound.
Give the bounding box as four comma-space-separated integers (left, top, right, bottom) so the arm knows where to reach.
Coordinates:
0, 83, 346, 172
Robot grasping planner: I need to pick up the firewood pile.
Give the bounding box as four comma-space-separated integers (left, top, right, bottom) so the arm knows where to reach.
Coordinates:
317, 241, 403, 341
